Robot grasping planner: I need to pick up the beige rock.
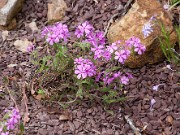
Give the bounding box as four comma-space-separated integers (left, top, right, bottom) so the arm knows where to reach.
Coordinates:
0, 0, 8, 8
0, 0, 24, 26
107, 0, 177, 68
47, 0, 67, 24
0, 18, 17, 30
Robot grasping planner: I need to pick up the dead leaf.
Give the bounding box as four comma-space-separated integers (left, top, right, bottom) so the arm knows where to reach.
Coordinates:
2, 30, 9, 41
28, 22, 38, 32
45, 107, 62, 114
124, 91, 128, 94
7, 64, 18, 68
34, 94, 46, 100
14, 39, 32, 52
59, 114, 70, 121
23, 113, 30, 125
59, 110, 72, 121
166, 115, 173, 125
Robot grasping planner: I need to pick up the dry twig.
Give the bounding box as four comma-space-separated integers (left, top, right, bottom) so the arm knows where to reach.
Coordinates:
125, 115, 141, 135
5, 85, 18, 110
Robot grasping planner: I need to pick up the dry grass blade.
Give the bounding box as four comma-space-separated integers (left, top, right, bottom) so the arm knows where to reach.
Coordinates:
22, 82, 30, 125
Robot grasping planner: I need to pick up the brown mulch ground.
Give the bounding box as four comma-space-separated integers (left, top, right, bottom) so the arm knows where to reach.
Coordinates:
0, 0, 179, 135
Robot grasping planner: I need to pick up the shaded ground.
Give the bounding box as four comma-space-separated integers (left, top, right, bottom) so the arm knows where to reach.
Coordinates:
0, 0, 179, 135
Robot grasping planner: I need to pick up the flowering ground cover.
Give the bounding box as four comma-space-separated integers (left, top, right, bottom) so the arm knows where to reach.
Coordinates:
0, 0, 179, 134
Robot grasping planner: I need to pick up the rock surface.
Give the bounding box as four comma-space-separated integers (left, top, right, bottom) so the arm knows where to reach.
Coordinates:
107, 0, 177, 68
0, 18, 17, 30
0, 0, 24, 26
47, 0, 67, 23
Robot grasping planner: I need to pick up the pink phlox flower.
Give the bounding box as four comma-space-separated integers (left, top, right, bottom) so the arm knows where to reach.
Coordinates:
6, 108, 20, 130
1, 132, 9, 135
27, 44, 35, 53
107, 77, 114, 85
102, 72, 116, 85
43, 23, 69, 45
7, 119, 15, 130
126, 36, 141, 48
103, 74, 114, 85
74, 57, 84, 65
91, 45, 105, 59
126, 73, 133, 79
86, 31, 105, 47
75, 21, 94, 38
106, 42, 118, 53
114, 49, 130, 64
134, 44, 146, 55
113, 72, 121, 78
41, 26, 51, 38
74, 58, 96, 79
0, 127, 3, 133
102, 50, 111, 61
95, 72, 102, 82
75, 64, 88, 79
46, 33, 56, 45
126, 36, 146, 55
120, 76, 129, 85
95, 31, 105, 45
74, 28, 83, 38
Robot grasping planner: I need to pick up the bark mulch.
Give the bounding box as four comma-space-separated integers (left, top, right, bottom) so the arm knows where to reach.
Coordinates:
0, 0, 179, 135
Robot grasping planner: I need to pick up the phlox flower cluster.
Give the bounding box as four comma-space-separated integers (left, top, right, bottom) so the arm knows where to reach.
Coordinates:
75, 21, 106, 47
114, 49, 130, 64
41, 23, 69, 45
75, 21, 94, 38
0, 108, 20, 135
100, 71, 132, 85
126, 36, 146, 55
91, 45, 112, 61
87, 31, 106, 47
27, 43, 35, 53
74, 57, 96, 79
73, 22, 146, 82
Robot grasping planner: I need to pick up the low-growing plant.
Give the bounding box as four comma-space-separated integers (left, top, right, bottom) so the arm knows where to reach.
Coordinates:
158, 23, 179, 64
169, 0, 180, 10
37, 89, 45, 95
30, 21, 146, 104
142, 15, 179, 65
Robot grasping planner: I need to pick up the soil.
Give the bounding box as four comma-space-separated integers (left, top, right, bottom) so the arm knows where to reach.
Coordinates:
0, 0, 179, 135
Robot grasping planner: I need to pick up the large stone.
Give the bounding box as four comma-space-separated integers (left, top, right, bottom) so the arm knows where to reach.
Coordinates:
47, 0, 67, 24
0, 0, 8, 8
107, 0, 177, 68
0, 0, 24, 26
0, 18, 17, 30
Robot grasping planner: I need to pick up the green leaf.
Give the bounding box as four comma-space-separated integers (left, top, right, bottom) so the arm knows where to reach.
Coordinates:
75, 42, 90, 51
20, 122, 25, 133
100, 87, 111, 92
76, 88, 83, 99
104, 66, 121, 73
